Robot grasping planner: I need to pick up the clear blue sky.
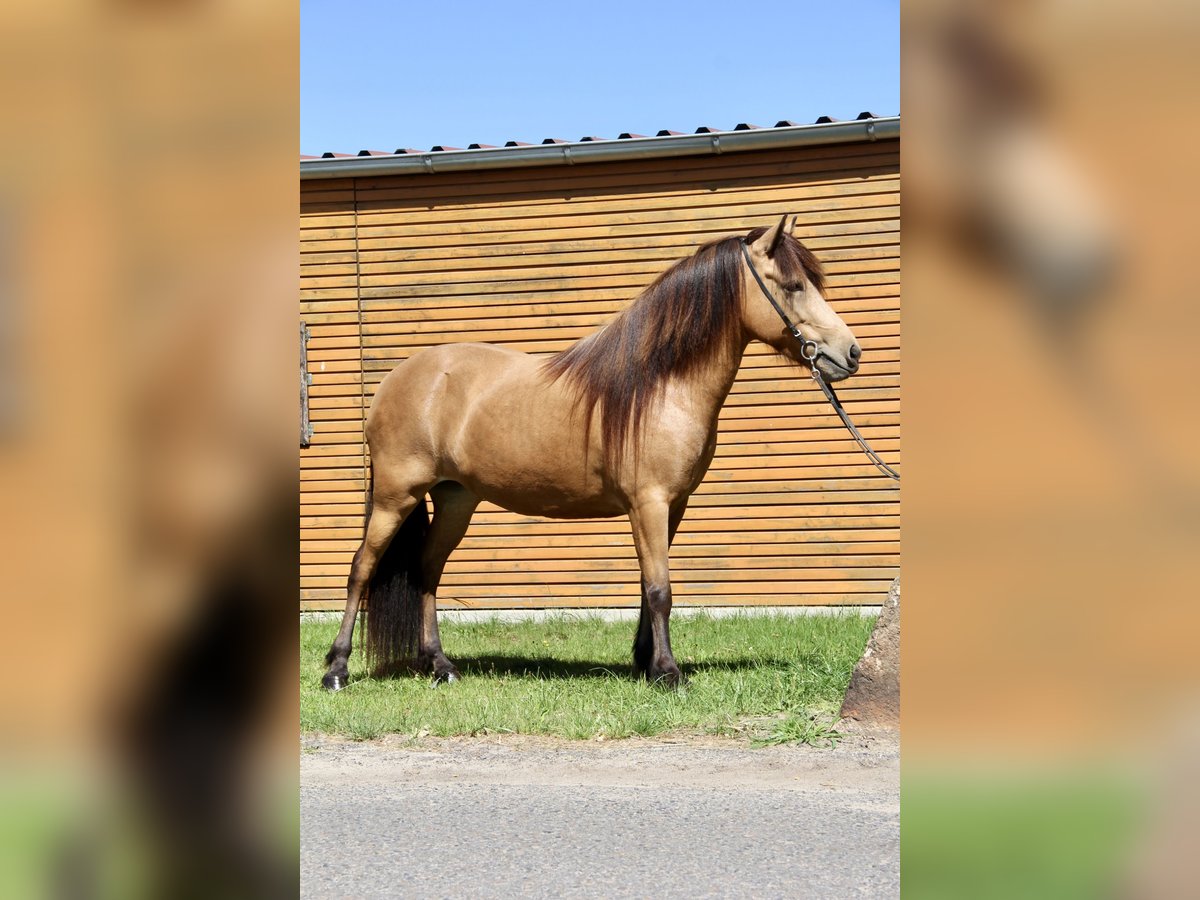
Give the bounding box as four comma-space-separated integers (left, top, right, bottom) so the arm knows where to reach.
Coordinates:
301, 0, 898, 156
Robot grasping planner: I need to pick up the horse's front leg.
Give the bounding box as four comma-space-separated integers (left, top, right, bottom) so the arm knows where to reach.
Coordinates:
629, 499, 682, 687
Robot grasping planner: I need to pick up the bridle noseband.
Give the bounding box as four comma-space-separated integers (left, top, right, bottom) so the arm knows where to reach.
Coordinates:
739, 239, 900, 482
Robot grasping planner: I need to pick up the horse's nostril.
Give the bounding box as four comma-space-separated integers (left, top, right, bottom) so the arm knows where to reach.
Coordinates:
848, 343, 861, 361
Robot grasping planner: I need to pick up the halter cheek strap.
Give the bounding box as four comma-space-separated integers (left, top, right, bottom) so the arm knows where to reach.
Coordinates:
738, 239, 820, 362
739, 238, 900, 482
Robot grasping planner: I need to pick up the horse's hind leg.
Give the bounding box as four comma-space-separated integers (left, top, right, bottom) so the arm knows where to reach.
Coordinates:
321, 491, 422, 691
418, 481, 480, 683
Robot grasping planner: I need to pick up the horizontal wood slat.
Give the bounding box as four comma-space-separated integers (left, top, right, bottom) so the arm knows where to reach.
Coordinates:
299, 593, 887, 610
300, 139, 899, 610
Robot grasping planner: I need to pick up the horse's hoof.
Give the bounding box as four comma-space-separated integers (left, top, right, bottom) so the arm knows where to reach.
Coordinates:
649, 669, 683, 690
321, 671, 346, 692
431, 668, 459, 687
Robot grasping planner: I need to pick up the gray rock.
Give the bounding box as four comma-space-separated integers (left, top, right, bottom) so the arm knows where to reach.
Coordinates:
840, 576, 900, 727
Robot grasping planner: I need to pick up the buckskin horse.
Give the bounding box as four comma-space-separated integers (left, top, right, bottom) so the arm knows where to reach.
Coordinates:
322, 215, 862, 690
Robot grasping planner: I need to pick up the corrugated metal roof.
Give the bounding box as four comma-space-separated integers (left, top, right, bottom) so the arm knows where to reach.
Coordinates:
303, 112, 885, 159
300, 113, 898, 179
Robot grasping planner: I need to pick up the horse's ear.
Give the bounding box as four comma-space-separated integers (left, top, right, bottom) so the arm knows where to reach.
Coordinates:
785, 215, 797, 236
753, 214, 788, 256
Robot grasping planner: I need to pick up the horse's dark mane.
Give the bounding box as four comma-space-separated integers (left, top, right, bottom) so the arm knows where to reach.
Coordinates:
544, 228, 824, 466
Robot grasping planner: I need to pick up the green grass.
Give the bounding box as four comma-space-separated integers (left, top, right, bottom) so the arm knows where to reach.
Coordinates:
300, 611, 872, 743
902, 771, 1145, 899
753, 712, 845, 749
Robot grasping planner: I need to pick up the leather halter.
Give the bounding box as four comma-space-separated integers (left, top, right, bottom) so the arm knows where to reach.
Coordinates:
738, 239, 820, 361
739, 239, 900, 482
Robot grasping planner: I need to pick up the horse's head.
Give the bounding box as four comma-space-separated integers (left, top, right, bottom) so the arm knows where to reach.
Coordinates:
740, 216, 860, 382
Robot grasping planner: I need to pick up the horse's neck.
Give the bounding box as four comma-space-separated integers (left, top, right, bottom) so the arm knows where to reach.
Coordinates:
672, 333, 750, 428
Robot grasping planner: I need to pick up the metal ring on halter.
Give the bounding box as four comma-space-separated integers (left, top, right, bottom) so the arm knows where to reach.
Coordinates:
798, 336, 820, 361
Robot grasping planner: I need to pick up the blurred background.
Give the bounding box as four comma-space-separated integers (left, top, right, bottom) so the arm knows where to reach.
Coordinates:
904, 0, 1200, 896
0, 1, 297, 896
0, 0, 1197, 896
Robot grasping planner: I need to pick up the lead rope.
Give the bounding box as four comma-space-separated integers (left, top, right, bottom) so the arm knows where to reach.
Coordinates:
739, 240, 900, 482
809, 368, 901, 481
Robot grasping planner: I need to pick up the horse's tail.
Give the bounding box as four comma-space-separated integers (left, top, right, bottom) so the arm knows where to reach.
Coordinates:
363, 462, 430, 674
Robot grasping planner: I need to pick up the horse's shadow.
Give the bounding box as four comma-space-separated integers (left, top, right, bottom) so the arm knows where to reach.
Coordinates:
422, 653, 803, 681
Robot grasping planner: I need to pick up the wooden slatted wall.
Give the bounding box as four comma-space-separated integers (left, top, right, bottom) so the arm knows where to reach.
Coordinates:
300, 137, 899, 610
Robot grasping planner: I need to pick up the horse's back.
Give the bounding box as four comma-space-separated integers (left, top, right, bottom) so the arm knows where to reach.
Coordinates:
365, 342, 627, 516
367, 342, 531, 444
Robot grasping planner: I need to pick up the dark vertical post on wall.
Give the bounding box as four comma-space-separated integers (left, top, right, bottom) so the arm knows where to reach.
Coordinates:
300, 321, 313, 447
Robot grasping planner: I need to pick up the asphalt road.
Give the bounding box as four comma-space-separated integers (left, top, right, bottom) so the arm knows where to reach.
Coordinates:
301, 734, 899, 899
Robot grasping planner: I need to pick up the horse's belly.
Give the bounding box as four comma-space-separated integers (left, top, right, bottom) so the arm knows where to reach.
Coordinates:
466, 480, 625, 520
446, 453, 624, 525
